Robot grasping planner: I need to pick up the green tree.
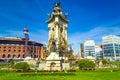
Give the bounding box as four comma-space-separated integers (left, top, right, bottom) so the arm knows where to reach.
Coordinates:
14, 62, 30, 70
78, 59, 96, 69
109, 62, 120, 68
10, 60, 15, 68
101, 59, 108, 66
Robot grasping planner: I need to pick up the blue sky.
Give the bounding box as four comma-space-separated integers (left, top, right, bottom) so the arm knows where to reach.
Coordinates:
0, 0, 120, 54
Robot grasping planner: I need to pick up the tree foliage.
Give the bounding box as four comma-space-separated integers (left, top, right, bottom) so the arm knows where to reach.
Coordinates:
101, 59, 108, 65
10, 60, 15, 68
14, 62, 30, 70
109, 62, 120, 68
78, 59, 96, 69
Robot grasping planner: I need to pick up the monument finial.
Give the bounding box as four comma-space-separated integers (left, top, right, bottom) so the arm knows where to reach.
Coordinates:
55, 2, 60, 7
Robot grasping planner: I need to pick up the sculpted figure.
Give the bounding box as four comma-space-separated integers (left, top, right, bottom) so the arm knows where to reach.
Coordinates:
50, 40, 56, 52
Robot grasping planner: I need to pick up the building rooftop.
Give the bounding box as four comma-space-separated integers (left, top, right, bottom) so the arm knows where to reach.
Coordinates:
0, 37, 43, 46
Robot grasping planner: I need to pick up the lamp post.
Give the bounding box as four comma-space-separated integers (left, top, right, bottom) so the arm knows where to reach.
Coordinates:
23, 27, 29, 57
32, 42, 34, 58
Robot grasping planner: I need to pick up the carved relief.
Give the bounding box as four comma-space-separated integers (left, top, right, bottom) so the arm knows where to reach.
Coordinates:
48, 23, 68, 52
47, 3, 69, 53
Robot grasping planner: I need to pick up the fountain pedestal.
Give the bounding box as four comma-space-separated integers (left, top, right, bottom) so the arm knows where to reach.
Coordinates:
45, 52, 63, 71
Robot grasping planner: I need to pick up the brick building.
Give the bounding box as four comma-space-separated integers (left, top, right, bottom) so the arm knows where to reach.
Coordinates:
0, 37, 44, 62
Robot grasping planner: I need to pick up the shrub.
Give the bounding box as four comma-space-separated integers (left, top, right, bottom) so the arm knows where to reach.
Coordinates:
14, 62, 30, 70
0, 63, 8, 66
109, 62, 120, 68
101, 59, 108, 65
10, 60, 15, 68
78, 59, 96, 69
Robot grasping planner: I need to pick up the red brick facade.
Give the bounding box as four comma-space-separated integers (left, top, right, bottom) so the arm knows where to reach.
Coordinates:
0, 38, 45, 61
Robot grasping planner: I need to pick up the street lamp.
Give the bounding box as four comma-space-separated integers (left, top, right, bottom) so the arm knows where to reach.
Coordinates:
23, 27, 29, 57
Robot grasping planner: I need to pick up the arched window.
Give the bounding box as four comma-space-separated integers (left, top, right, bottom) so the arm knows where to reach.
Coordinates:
23, 54, 25, 58
7, 54, 11, 58
18, 54, 20, 58
34, 55, 37, 58
2, 54, 5, 58
13, 54, 16, 58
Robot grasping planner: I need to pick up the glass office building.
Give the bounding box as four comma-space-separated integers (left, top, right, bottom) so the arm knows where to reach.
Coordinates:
102, 35, 120, 61
95, 45, 103, 59
81, 40, 95, 60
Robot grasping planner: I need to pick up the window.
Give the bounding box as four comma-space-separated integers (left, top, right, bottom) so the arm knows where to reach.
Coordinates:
3, 50, 6, 52
8, 50, 11, 52
14, 50, 16, 52
2, 54, 5, 58
7, 54, 11, 58
18, 54, 20, 58
13, 55, 16, 58
18, 50, 21, 52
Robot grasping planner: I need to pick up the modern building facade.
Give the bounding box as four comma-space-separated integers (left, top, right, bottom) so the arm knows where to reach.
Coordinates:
102, 35, 120, 61
81, 40, 96, 59
95, 45, 103, 59
76, 48, 82, 60
0, 37, 44, 62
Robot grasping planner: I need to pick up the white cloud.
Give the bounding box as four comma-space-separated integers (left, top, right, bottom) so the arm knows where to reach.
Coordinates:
30, 30, 48, 44
68, 26, 120, 55
0, 29, 48, 45
1, 26, 120, 55
0, 30, 23, 38
8, 31, 23, 36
